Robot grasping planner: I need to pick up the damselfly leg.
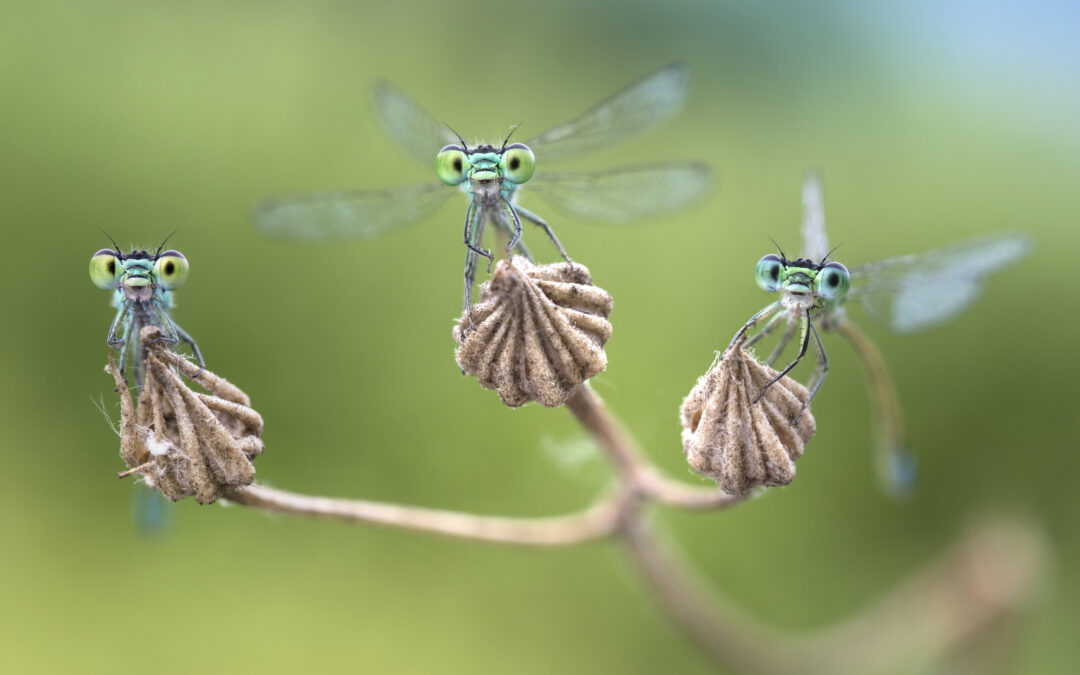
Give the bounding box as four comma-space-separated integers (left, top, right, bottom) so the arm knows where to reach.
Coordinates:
515, 204, 573, 264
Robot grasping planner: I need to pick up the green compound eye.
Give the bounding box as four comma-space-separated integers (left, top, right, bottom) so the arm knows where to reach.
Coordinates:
817, 261, 850, 300
755, 254, 783, 292
154, 250, 189, 290
499, 143, 535, 184
90, 249, 121, 289
436, 146, 469, 185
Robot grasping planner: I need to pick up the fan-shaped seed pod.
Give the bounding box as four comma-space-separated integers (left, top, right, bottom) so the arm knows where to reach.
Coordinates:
680, 347, 815, 494
108, 326, 263, 505
454, 257, 614, 408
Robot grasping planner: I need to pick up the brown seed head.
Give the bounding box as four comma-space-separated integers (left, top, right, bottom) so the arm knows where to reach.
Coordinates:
453, 257, 614, 408
680, 346, 815, 494
108, 326, 263, 504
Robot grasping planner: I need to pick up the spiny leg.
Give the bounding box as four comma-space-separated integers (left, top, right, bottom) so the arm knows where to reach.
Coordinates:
509, 228, 534, 261
742, 310, 786, 350
118, 315, 142, 387
106, 301, 131, 350
170, 318, 205, 378
171, 321, 204, 368
722, 301, 782, 357
462, 199, 493, 274
500, 196, 524, 258
461, 199, 490, 333
493, 204, 534, 261
794, 317, 828, 424
752, 308, 811, 404
707, 301, 784, 373
515, 204, 572, 264
146, 302, 181, 353
765, 314, 799, 367
462, 246, 480, 332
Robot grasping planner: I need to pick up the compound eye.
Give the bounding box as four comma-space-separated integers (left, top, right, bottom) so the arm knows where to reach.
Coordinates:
754, 254, 784, 292
154, 250, 189, 290
89, 249, 121, 289
817, 261, 850, 300
499, 143, 535, 184
435, 146, 469, 185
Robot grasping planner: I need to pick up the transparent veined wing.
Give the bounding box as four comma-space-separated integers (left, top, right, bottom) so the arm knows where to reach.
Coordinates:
523, 162, 711, 224
850, 234, 1032, 333
372, 80, 458, 165
799, 172, 830, 262
256, 182, 454, 241
525, 64, 690, 163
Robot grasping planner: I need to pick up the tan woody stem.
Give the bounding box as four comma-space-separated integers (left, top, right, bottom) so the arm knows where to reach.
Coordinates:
225, 382, 1043, 674
226, 483, 627, 546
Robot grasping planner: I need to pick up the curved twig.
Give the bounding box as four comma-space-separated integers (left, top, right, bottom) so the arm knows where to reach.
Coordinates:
621, 515, 1047, 675
225, 483, 627, 546
219, 384, 1042, 674
563, 385, 744, 509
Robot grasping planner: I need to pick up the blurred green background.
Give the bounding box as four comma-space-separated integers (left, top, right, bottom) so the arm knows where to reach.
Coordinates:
2, 1, 1077, 672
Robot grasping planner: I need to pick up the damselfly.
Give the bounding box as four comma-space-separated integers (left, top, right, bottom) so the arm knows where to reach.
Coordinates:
256, 64, 710, 324
726, 175, 1030, 494
89, 237, 203, 385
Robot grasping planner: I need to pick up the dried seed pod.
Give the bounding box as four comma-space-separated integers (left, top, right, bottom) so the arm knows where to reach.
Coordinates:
108, 326, 263, 504
453, 257, 613, 408
680, 346, 815, 494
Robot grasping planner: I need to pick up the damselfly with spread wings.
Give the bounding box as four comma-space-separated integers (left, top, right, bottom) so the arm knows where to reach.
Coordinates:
724, 175, 1030, 495
256, 64, 711, 326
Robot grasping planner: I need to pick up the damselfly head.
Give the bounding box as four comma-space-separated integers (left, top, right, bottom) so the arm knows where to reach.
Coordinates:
754, 253, 850, 301
435, 142, 535, 187
89, 246, 189, 298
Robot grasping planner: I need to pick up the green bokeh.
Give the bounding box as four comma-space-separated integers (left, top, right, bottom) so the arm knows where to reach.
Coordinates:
2, 1, 1077, 673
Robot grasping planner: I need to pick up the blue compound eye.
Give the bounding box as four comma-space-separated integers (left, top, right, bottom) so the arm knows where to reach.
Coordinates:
817, 261, 850, 300
755, 254, 783, 292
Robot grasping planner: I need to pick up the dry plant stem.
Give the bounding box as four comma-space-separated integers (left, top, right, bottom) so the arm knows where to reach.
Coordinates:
223, 382, 738, 545
621, 516, 790, 675
622, 516, 1046, 675
564, 385, 743, 509
225, 484, 626, 546
220, 379, 1039, 673
567, 384, 1043, 674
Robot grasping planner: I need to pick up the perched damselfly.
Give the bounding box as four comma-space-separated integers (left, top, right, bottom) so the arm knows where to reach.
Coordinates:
725, 175, 1030, 495
89, 238, 203, 385
256, 64, 710, 325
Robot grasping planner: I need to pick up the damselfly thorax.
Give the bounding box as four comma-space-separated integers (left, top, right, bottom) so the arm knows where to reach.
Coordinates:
780, 288, 821, 314
91, 244, 203, 384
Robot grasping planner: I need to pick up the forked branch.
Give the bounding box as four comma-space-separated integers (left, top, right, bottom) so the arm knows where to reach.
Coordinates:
222, 382, 1044, 674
